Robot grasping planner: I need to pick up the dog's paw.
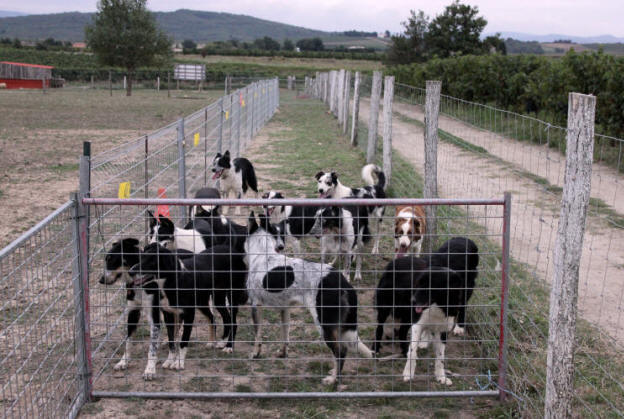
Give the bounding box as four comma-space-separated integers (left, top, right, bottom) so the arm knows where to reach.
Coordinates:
249, 351, 261, 360
143, 365, 156, 381
371, 247, 379, 255
402, 373, 413, 383
353, 273, 362, 282
417, 341, 430, 349
171, 359, 185, 370
162, 359, 173, 369
322, 375, 337, 385
206, 342, 216, 349
216, 340, 228, 349
276, 347, 288, 358
222, 346, 233, 354
113, 359, 128, 371
436, 376, 452, 386
452, 325, 465, 336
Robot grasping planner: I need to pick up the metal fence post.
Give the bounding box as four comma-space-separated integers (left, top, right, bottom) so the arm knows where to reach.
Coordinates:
218, 96, 224, 154
545, 93, 596, 419
499, 192, 512, 400
233, 93, 240, 158
71, 180, 92, 407
382, 75, 394, 186
351, 71, 361, 146
204, 107, 208, 186
176, 118, 186, 221
366, 70, 382, 163
109, 70, 112, 96
423, 80, 441, 253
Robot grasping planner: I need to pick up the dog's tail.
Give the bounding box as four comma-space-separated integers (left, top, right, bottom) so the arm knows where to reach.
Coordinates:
361, 164, 386, 191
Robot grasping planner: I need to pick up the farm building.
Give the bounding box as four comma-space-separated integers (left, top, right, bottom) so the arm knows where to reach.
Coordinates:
0, 61, 53, 89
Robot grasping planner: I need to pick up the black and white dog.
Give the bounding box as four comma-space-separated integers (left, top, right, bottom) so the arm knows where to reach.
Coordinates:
315, 163, 387, 254
373, 237, 479, 356
189, 187, 221, 220
147, 210, 213, 254
244, 212, 372, 385
211, 150, 258, 215
262, 190, 320, 254
99, 238, 163, 380
422, 237, 479, 336
129, 242, 248, 373
309, 202, 370, 282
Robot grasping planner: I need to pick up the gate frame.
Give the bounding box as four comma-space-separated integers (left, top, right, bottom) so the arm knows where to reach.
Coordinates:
80, 195, 511, 401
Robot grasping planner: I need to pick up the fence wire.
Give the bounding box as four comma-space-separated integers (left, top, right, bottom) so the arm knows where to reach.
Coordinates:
83, 198, 507, 399
305, 71, 624, 416
0, 78, 279, 418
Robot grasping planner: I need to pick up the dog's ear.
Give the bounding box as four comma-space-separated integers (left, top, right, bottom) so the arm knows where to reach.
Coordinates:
259, 212, 270, 231
215, 152, 221, 158
223, 150, 230, 158
330, 172, 338, 184
314, 171, 324, 181
124, 238, 140, 248
248, 211, 258, 234
262, 192, 270, 199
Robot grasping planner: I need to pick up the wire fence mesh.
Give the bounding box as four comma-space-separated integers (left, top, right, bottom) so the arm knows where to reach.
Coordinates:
82, 197, 508, 399
305, 71, 624, 416
0, 78, 279, 418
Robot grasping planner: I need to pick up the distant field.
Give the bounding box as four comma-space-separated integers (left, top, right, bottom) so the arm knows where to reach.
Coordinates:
179, 54, 384, 72
321, 35, 391, 50
541, 42, 624, 56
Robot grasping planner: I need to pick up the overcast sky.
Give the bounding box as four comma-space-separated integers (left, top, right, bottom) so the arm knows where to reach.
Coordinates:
2, 0, 623, 37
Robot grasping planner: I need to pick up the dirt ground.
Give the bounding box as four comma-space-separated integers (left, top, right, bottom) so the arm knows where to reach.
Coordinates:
358, 97, 624, 347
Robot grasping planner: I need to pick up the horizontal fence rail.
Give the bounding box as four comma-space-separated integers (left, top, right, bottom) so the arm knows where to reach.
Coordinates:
82, 198, 510, 400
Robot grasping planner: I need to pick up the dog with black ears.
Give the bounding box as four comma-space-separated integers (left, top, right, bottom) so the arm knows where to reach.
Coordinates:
129, 241, 248, 375
262, 190, 321, 255
373, 237, 479, 385
99, 238, 163, 380
244, 211, 372, 385
211, 150, 258, 215
315, 163, 387, 254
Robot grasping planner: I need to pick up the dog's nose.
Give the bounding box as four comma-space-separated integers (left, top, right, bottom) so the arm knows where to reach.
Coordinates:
98, 276, 105, 284
276, 245, 285, 252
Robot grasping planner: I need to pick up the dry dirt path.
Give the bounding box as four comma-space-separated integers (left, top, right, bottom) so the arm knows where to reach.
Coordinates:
359, 98, 624, 347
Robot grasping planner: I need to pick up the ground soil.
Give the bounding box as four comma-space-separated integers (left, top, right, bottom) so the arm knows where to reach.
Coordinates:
358, 97, 624, 347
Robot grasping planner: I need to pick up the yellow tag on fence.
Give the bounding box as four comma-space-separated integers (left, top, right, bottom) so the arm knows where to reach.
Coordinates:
262, 89, 266, 94
194, 132, 200, 146
118, 182, 131, 199
242, 99, 245, 107
225, 111, 229, 120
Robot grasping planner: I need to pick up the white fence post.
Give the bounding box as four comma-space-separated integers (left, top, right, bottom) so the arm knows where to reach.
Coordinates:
337, 69, 345, 123
366, 70, 383, 163
382, 75, 394, 186
350, 71, 361, 146
423, 80, 441, 252
545, 93, 596, 419
329, 71, 336, 115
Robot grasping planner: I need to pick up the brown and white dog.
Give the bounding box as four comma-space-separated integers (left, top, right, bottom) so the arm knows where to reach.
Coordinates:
394, 205, 427, 257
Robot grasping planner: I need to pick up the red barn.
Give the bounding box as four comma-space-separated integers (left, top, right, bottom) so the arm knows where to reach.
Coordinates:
0, 61, 54, 89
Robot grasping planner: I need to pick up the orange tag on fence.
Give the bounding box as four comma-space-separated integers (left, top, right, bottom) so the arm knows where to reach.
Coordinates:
239, 93, 243, 105
156, 187, 170, 219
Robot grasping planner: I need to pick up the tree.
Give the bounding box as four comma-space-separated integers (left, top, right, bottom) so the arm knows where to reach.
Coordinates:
283, 39, 294, 51
85, 0, 172, 96
12, 38, 21, 49
425, 1, 487, 58
296, 37, 324, 51
182, 39, 197, 51
483, 34, 506, 55
385, 10, 429, 65
253, 36, 280, 51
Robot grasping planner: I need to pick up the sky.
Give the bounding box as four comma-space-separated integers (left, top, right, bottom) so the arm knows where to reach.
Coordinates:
1, 0, 623, 38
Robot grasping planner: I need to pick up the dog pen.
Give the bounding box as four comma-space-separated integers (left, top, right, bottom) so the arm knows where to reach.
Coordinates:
79, 196, 511, 400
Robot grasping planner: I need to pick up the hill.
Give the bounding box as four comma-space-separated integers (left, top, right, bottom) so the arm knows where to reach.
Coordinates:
0, 9, 333, 42
495, 31, 624, 44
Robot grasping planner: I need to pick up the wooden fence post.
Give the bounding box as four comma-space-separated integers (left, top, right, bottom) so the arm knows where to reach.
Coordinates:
350, 71, 361, 146
423, 80, 441, 253
329, 71, 336, 115
382, 76, 394, 185
157, 76, 160, 92
337, 69, 345, 123
366, 70, 383, 163
343, 70, 351, 135
544, 93, 596, 419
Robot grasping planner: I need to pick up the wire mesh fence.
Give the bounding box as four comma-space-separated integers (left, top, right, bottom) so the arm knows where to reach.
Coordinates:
0, 77, 279, 418
0, 201, 85, 418
82, 197, 509, 399
304, 71, 624, 416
